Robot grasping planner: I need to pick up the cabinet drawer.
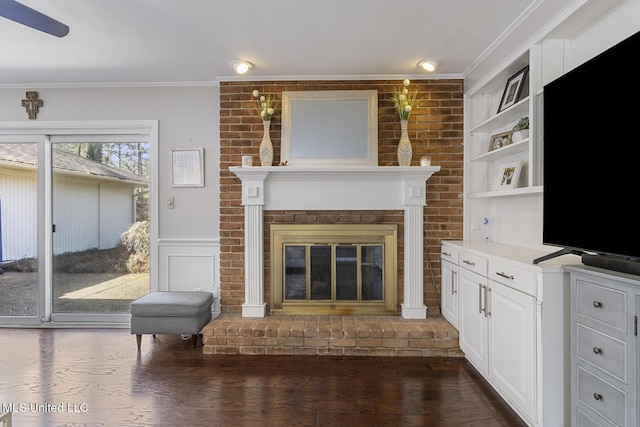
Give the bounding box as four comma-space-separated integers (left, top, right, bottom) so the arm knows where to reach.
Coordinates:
458, 251, 487, 276
576, 323, 626, 383
577, 366, 626, 427
576, 280, 626, 333
577, 407, 615, 427
488, 260, 535, 296
440, 245, 458, 264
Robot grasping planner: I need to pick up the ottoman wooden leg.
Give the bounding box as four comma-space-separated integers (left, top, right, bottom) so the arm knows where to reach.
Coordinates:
136, 334, 142, 351
192, 334, 197, 348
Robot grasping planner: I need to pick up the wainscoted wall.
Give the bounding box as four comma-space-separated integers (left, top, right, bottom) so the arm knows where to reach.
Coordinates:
219, 80, 464, 315
158, 239, 221, 315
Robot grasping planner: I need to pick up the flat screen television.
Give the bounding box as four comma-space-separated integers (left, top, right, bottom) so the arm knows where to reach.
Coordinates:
535, 29, 640, 274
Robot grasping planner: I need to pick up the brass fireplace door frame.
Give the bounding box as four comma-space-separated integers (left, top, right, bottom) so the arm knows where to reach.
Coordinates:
270, 224, 397, 315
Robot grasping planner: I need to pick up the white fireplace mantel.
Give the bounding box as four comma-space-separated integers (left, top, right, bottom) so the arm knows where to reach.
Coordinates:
229, 165, 440, 318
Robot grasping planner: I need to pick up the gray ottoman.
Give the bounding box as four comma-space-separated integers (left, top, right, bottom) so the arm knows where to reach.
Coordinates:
130, 291, 213, 351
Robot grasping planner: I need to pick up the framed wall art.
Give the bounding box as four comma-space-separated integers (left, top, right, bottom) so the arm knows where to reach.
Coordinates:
488, 131, 513, 152
497, 66, 529, 113
171, 147, 204, 187
497, 161, 522, 189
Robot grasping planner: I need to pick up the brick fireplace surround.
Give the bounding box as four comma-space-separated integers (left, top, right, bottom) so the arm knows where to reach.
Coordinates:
207, 79, 464, 355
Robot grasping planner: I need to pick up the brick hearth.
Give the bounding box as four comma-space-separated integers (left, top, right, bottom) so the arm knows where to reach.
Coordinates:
202, 314, 462, 357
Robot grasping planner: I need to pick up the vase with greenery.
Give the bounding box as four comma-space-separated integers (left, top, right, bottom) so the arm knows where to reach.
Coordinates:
253, 90, 277, 166
392, 79, 419, 166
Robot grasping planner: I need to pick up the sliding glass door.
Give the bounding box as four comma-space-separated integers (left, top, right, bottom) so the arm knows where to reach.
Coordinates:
50, 139, 150, 322
0, 122, 156, 325
0, 140, 42, 321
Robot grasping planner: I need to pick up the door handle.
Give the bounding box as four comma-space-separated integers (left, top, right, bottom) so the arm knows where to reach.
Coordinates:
451, 270, 457, 294
485, 287, 491, 317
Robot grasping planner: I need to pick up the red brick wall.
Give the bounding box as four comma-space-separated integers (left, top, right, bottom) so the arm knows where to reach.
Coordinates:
219, 80, 463, 315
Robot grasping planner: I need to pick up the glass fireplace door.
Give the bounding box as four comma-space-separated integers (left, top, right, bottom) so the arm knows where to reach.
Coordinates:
283, 244, 384, 303
272, 224, 397, 316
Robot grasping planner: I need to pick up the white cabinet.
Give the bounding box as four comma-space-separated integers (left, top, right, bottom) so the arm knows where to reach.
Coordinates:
488, 278, 536, 419
458, 265, 488, 369
443, 240, 573, 427
636, 295, 640, 427
440, 243, 458, 328
458, 250, 536, 422
567, 265, 639, 427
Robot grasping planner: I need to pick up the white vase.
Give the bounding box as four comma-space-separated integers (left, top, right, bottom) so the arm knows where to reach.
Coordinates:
259, 120, 273, 166
512, 129, 529, 142
397, 119, 412, 166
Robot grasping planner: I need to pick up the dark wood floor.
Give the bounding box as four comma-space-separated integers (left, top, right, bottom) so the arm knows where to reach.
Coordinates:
0, 328, 527, 426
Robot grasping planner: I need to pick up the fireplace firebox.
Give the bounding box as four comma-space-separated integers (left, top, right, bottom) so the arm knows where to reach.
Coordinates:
271, 224, 397, 315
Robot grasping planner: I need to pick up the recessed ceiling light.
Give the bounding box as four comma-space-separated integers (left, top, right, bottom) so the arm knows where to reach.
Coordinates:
418, 59, 438, 72
229, 60, 253, 74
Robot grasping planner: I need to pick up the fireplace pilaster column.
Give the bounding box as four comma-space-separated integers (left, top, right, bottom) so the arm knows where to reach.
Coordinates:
239, 171, 269, 317
242, 204, 266, 317
401, 176, 428, 319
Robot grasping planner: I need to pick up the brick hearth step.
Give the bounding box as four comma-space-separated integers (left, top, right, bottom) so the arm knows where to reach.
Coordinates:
202, 314, 462, 357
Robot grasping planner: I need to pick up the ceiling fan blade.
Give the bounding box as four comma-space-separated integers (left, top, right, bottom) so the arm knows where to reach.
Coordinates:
0, 0, 69, 37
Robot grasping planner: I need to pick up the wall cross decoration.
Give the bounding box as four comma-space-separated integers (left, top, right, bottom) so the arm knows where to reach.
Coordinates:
22, 91, 43, 119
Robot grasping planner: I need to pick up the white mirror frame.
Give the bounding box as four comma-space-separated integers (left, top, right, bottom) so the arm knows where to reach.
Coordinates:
281, 90, 378, 166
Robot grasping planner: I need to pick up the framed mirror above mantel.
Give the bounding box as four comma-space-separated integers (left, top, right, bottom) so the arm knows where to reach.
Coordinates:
281, 90, 378, 166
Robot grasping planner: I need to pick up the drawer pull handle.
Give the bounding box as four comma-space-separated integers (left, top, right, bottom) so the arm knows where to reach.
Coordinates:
593, 347, 602, 355
496, 272, 514, 280
463, 260, 475, 266
593, 301, 602, 308
442, 251, 451, 257
593, 393, 603, 401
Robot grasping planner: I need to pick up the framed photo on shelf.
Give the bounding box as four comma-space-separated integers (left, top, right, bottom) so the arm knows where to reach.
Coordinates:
497, 161, 522, 189
488, 131, 513, 152
497, 66, 529, 113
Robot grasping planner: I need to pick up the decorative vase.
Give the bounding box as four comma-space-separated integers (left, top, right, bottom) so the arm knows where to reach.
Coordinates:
512, 129, 529, 142
397, 119, 412, 166
259, 120, 273, 166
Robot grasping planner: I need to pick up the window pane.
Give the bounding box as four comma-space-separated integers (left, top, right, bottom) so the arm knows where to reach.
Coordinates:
0, 143, 38, 316
362, 246, 383, 300
336, 246, 357, 300
310, 246, 331, 300
51, 142, 150, 315
285, 245, 306, 300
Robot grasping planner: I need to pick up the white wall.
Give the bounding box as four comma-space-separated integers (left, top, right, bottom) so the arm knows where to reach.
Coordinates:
568, 0, 640, 68
0, 85, 220, 241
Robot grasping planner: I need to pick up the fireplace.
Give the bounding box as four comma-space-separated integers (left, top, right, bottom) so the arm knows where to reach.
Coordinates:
270, 224, 397, 315
230, 165, 439, 319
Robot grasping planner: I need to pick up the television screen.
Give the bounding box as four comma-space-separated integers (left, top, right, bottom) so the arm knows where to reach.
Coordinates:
542, 30, 640, 263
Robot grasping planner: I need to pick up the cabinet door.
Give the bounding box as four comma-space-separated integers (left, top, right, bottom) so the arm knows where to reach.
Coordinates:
636, 295, 640, 427
441, 260, 458, 328
488, 281, 536, 422
458, 267, 488, 374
